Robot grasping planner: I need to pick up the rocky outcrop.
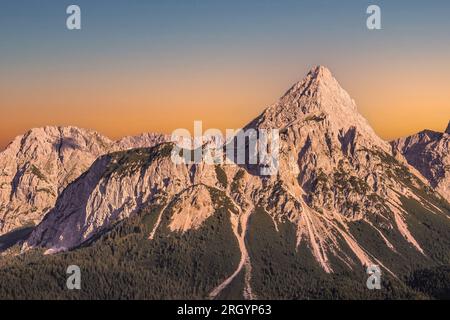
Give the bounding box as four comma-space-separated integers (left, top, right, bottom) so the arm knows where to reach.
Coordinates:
392, 123, 450, 201
167, 185, 216, 233
24, 144, 232, 252
115, 132, 168, 150
0, 126, 167, 235
242, 66, 436, 270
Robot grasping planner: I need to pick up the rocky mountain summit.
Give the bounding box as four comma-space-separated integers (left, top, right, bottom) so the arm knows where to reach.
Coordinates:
0, 126, 167, 235
23, 66, 450, 287
392, 122, 450, 202
2, 66, 450, 300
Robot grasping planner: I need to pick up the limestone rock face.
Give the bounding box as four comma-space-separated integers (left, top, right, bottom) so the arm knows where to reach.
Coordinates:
392, 123, 450, 201
115, 133, 168, 150
0, 126, 167, 235
240, 66, 436, 270
168, 184, 215, 233
247, 66, 390, 153
21, 66, 450, 278
24, 144, 229, 252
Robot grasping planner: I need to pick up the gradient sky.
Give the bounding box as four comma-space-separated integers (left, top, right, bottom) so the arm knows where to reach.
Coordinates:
1, 0, 450, 149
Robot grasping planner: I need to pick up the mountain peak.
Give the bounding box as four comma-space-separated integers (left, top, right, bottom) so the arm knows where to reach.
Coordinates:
308, 65, 335, 82
445, 121, 450, 134
247, 65, 390, 153
281, 65, 341, 100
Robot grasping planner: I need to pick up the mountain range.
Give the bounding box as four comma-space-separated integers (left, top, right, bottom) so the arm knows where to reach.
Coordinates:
0, 127, 166, 236
392, 123, 450, 201
0, 66, 449, 300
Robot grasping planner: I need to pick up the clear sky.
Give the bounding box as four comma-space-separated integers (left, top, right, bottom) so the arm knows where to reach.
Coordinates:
1, 0, 449, 148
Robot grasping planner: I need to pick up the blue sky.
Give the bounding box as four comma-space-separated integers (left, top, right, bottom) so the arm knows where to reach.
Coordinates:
1, 1, 449, 147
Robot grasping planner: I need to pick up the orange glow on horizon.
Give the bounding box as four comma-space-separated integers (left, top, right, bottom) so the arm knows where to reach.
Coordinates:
1, 63, 449, 149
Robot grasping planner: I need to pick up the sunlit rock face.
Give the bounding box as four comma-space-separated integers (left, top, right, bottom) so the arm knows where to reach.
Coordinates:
0, 126, 167, 235
18, 67, 450, 278
392, 122, 450, 202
